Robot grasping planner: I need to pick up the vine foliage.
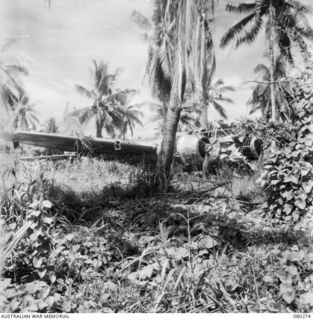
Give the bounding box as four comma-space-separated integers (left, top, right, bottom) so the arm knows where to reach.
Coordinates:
259, 69, 313, 223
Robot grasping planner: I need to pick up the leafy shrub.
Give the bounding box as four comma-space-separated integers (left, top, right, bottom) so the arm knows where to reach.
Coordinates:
258, 70, 313, 223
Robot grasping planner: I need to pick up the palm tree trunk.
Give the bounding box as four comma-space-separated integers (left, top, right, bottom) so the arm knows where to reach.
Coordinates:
96, 119, 103, 138
161, 97, 167, 133
157, 97, 181, 190
200, 91, 209, 129
269, 1, 276, 123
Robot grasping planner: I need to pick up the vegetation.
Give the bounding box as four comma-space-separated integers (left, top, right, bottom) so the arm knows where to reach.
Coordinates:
2, 0, 313, 314
260, 69, 313, 223
0, 37, 31, 130
145, 0, 216, 187
43, 117, 59, 134
220, 0, 313, 122
115, 89, 143, 140
1, 148, 313, 312
248, 55, 290, 120
9, 87, 39, 131
73, 61, 143, 139
184, 79, 235, 122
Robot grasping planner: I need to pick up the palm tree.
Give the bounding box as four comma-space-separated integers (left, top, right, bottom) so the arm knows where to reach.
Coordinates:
179, 107, 201, 132
248, 55, 293, 120
9, 88, 39, 130
151, 99, 201, 132
208, 79, 235, 119
183, 79, 235, 123
73, 60, 122, 138
114, 89, 143, 139
220, 0, 313, 122
119, 105, 143, 139
43, 117, 59, 133
146, 0, 216, 187
0, 43, 28, 113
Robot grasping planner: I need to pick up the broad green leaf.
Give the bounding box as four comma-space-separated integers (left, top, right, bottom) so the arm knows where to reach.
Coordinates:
300, 292, 313, 306
0, 278, 11, 290
302, 181, 313, 193
198, 236, 218, 249
280, 284, 295, 304
49, 274, 56, 284
37, 300, 48, 311
42, 200, 52, 208
42, 216, 54, 224
37, 268, 47, 279
263, 275, 274, 283
10, 299, 19, 312
62, 301, 71, 313
295, 199, 306, 210
138, 264, 155, 280
29, 229, 42, 241
292, 211, 300, 221
5, 288, 18, 299
30, 210, 41, 218
72, 244, 81, 252
227, 280, 239, 292
286, 266, 298, 276
284, 175, 299, 184
46, 296, 55, 306
166, 247, 189, 260
281, 191, 293, 201
288, 251, 305, 262
283, 203, 293, 215
39, 286, 50, 299
32, 257, 43, 268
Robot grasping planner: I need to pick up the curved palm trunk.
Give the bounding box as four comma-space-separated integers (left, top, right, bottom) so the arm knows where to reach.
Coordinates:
157, 98, 181, 190
269, 1, 276, 123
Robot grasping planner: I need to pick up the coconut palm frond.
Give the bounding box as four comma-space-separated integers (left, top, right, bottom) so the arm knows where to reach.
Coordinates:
76, 107, 96, 124
4, 86, 39, 130
254, 63, 269, 76
214, 96, 234, 104
217, 85, 235, 93
220, 12, 257, 48
1, 221, 36, 268
212, 100, 228, 119
75, 84, 93, 99
221, 0, 312, 70
0, 85, 17, 112
74, 60, 128, 137
226, 2, 257, 14
130, 10, 152, 30
235, 13, 263, 47
4, 65, 29, 76
214, 79, 225, 87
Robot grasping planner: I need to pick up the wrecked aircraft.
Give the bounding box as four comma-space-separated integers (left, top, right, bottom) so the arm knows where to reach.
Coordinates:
0, 128, 263, 173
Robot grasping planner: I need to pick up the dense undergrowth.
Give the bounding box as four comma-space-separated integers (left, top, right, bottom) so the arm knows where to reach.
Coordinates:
1, 153, 313, 313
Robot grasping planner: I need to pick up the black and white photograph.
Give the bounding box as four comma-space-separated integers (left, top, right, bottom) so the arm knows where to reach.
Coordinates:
1, 0, 313, 314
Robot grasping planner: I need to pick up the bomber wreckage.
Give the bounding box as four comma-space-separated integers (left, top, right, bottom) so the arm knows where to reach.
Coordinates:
1, 124, 263, 174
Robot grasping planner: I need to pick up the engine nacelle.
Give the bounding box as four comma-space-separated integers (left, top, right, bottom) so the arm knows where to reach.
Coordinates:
176, 133, 263, 169
176, 134, 209, 168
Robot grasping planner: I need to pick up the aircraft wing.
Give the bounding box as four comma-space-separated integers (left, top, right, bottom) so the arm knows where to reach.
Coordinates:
0, 131, 158, 164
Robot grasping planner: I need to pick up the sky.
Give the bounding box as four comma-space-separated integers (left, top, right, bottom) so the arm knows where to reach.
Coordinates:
0, 0, 312, 138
